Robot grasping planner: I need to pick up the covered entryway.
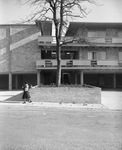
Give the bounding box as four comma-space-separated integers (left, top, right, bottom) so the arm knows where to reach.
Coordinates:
62, 73, 70, 84
40, 70, 81, 85
116, 74, 122, 88
84, 74, 114, 88
84, 73, 122, 89
12, 74, 37, 89
0, 74, 9, 90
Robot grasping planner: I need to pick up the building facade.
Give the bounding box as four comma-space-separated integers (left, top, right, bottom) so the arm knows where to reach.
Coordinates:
0, 21, 122, 90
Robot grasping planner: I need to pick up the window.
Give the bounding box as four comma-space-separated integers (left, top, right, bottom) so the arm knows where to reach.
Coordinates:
119, 52, 122, 60
61, 51, 75, 59
88, 51, 97, 60
51, 51, 57, 59
88, 31, 106, 38
41, 50, 51, 59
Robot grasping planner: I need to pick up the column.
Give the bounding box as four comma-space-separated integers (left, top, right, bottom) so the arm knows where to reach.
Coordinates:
79, 48, 82, 59
80, 70, 84, 85
15, 75, 18, 89
6, 26, 12, 90
9, 73, 12, 90
75, 73, 77, 84
113, 74, 116, 89
37, 70, 41, 86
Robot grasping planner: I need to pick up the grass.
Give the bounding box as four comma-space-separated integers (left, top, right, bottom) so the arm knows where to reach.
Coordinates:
1, 106, 121, 150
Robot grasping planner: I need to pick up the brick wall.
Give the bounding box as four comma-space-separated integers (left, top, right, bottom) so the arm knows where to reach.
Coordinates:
106, 48, 119, 60
30, 86, 101, 104
0, 25, 41, 73
10, 25, 41, 72
0, 26, 9, 73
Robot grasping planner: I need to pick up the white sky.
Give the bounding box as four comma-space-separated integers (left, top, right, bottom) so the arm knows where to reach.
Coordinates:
0, 0, 122, 24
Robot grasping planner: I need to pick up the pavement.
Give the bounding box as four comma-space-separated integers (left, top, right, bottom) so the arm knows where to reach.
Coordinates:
101, 90, 122, 110
0, 90, 122, 110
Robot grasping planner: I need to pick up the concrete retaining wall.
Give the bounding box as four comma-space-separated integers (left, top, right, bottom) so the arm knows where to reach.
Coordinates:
30, 86, 101, 104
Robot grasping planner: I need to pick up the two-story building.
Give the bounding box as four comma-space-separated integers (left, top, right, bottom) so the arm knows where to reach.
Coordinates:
0, 21, 122, 90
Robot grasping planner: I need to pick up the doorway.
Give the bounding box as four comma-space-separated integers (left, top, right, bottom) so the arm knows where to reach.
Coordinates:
62, 73, 70, 84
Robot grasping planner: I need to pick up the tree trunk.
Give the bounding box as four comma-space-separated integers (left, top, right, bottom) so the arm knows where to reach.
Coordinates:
56, 46, 61, 87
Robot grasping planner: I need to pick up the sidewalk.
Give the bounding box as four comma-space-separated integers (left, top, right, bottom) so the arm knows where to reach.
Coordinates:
0, 101, 106, 109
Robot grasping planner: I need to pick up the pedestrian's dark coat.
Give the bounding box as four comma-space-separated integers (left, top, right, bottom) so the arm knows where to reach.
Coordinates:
22, 83, 31, 99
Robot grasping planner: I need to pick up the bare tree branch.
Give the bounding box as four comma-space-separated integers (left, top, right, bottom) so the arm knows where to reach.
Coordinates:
17, 0, 98, 86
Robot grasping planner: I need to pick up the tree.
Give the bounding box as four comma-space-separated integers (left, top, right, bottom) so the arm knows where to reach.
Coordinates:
18, 0, 96, 86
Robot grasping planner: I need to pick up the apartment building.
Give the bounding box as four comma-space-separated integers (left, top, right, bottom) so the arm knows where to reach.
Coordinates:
0, 21, 122, 90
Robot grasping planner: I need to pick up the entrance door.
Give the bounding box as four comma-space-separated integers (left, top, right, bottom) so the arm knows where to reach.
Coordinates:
62, 73, 70, 84
44, 72, 51, 85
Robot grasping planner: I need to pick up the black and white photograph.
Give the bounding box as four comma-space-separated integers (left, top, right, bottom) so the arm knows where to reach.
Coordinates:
0, 0, 122, 149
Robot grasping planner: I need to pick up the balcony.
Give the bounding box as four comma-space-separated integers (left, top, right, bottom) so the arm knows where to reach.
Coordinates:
36, 59, 120, 69
36, 60, 90, 69
97, 60, 118, 66
38, 36, 122, 46
38, 36, 55, 45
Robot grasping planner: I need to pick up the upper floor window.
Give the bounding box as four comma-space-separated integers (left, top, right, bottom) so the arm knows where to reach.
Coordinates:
88, 51, 97, 60
88, 51, 106, 60
118, 31, 122, 38
88, 31, 106, 38
119, 51, 122, 60
41, 50, 78, 59
106, 28, 118, 37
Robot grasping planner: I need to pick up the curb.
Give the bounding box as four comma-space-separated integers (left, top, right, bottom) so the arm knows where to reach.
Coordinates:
0, 101, 107, 109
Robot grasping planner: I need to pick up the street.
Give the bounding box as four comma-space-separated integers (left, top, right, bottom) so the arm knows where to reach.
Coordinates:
0, 105, 122, 150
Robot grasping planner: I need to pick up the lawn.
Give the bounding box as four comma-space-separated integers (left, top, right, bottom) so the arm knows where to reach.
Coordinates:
0, 105, 122, 150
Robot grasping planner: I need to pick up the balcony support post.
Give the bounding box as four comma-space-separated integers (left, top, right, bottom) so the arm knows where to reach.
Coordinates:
75, 73, 77, 84
9, 72, 12, 91
80, 70, 84, 85
37, 70, 41, 86
113, 74, 116, 89
15, 75, 18, 89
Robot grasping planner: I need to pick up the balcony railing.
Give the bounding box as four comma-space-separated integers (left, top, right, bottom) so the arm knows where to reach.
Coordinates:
38, 36, 122, 45
36, 60, 91, 69
97, 60, 118, 66
36, 59, 119, 69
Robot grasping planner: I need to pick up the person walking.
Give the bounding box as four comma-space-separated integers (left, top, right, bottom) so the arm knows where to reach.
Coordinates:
22, 82, 32, 103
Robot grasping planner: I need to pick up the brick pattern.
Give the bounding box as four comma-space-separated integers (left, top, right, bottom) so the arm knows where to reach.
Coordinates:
11, 40, 40, 72
0, 28, 6, 40
10, 26, 26, 35
31, 87, 101, 104
0, 27, 9, 73
106, 48, 119, 60
10, 26, 41, 72
0, 25, 41, 73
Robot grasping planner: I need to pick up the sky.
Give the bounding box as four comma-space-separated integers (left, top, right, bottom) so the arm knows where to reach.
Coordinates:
0, 0, 122, 24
